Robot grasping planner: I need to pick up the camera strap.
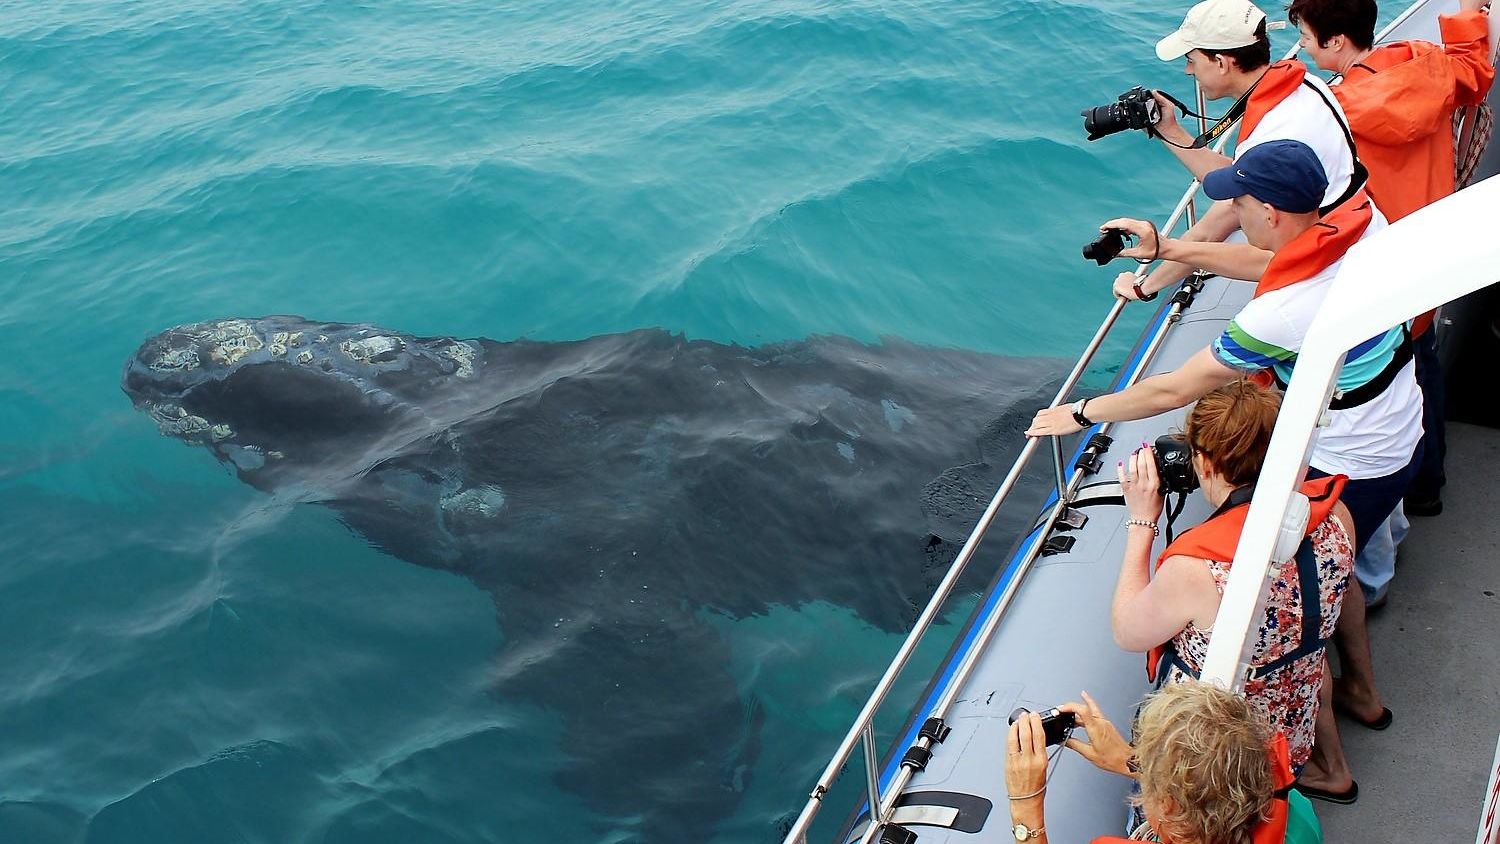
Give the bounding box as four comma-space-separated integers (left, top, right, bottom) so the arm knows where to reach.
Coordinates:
1162, 489, 1190, 544
1150, 87, 1252, 150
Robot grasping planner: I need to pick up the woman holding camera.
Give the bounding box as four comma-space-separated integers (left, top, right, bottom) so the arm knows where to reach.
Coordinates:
1110, 381, 1356, 787
1004, 682, 1322, 843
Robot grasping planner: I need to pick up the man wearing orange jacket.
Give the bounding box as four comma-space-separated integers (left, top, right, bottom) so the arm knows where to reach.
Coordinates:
1289, 0, 1494, 522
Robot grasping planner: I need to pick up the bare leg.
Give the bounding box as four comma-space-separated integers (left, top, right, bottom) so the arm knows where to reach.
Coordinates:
1299, 658, 1355, 792
1332, 575, 1387, 722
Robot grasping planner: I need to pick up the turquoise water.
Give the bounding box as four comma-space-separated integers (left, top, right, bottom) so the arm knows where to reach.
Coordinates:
2, 2, 1304, 842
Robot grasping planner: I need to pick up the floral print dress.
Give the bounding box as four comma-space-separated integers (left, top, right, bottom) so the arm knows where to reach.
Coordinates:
1165, 515, 1355, 769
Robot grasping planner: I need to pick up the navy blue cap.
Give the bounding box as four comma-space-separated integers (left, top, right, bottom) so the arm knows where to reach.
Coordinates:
1202, 139, 1328, 214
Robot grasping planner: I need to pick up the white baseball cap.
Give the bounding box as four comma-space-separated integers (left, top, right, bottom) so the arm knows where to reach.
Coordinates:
1156, 0, 1268, 61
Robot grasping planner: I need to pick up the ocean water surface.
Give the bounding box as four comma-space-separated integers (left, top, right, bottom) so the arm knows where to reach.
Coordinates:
1, 1, 1304, 842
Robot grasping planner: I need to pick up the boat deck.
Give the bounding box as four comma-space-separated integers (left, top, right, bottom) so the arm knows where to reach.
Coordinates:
1317, 421, 1500, 842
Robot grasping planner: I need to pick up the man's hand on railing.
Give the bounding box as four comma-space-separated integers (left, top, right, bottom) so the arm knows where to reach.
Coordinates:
1025, 405, 1084, 438
1113, 271, 1150, 301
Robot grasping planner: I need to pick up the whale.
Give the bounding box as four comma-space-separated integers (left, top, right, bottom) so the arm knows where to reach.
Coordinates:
121, 316, 1060, 842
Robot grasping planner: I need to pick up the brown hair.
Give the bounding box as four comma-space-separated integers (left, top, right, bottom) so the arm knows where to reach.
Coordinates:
1287, 0, 1377, 50
1199, 19, 1273, 71
1132, 681, 1275, 844
1184, 380, 1281, 488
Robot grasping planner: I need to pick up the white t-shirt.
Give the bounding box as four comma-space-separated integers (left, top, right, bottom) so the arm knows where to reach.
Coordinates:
1235, 74, 1355, 208
1210, 214, 1424, 479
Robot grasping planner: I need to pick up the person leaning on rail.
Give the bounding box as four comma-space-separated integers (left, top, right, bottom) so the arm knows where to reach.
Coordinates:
1107, 0, 1382, 304
1110, 381, 1358, 801
1004, 682, 1322, 843
1288, 0, 1495, 578
1026, 139, 1423, 802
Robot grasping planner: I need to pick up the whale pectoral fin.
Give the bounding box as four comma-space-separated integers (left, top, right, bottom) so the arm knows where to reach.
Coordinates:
493, 603, 760, 843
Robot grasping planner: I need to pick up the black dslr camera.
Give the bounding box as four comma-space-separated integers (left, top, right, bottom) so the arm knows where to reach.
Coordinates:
1082, 227, 1133, 265
1008, 707, 1078, 747
1081, 86, 1163, 141
1153, 434, 1199, 495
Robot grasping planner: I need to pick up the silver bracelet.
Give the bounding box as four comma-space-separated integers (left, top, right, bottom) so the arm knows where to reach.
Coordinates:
1007, 785, 1047, 800
1124, 518, 1159, 537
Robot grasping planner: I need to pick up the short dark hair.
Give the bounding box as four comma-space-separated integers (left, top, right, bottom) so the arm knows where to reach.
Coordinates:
1199, 19, 1272, 71
1287, 0, 1377, 50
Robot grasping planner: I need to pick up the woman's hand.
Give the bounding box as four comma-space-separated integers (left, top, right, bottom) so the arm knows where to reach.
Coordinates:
1060, 691, 1136, 778
1006, 713, 1051, 819
1119, 442, 1165, 523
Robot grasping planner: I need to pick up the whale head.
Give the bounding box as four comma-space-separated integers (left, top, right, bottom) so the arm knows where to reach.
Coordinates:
122, 316, 484, 483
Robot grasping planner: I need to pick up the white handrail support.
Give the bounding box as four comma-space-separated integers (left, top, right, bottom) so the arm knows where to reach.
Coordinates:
1200, 174, 1500, 686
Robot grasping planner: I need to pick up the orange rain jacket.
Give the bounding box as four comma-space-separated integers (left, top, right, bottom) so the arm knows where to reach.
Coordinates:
1335, 10, 1494, 225
1334, 10, 1493, 335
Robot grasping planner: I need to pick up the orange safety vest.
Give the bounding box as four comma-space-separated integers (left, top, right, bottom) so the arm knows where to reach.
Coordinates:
1254, 195, 1373, 298
1144, 474, 1346, 684
1090, 733, 1297, 844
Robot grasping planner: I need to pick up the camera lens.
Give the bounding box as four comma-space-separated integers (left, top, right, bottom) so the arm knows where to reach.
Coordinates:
1082, 103, 1130, 141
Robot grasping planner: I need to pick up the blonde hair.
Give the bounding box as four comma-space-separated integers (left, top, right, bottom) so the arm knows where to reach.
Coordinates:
1131, 681, 1274, 844
1184, 380, 1282, 488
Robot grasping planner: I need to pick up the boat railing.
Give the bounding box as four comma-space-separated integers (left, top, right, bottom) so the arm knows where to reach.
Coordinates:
779, 9, 1449, 838
778, 103, 1234, 844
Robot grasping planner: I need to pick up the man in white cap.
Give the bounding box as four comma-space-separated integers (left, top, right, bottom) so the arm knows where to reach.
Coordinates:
1108, 0, 1376, 306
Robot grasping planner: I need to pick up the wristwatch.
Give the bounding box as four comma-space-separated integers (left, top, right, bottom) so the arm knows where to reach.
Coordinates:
1012, 823, 1045, 841
1132, 279, 1159, 302
1070, 398, 1094, 427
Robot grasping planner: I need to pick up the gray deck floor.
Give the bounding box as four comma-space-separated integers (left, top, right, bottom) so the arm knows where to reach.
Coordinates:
1316, 421, 1500, 842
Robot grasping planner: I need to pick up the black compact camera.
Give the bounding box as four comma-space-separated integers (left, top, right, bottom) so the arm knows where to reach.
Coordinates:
1008, 706, 1077, 747
1081, 86, 1163, 141
1082, 227, 1133, 265
1153, 434, 1200, 495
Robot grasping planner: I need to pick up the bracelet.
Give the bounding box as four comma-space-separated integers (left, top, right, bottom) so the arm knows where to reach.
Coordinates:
1124, 519, 1159, 537
1008, 785, 1047, 800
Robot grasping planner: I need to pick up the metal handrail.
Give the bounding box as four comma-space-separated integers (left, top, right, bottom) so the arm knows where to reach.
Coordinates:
781, 22, 1407, 839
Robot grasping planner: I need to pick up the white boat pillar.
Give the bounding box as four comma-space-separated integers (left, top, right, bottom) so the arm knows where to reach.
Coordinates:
1200, 174, 1500, 687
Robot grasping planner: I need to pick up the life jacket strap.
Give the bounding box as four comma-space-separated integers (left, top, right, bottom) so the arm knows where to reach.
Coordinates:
1157, 538, 1329, 685
1269, 323, 1412, 410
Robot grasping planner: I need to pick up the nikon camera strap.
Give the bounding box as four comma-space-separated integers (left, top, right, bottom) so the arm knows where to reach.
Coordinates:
1157, 74, 1370, 216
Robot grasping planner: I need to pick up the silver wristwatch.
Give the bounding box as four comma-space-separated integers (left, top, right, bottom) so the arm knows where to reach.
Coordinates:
1012, 823, 1044, 841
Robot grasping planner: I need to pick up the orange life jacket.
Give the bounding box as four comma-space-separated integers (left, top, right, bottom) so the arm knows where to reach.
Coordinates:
1089, 732, 1297, 844
1254, 194, 1373, 298
1239, 61, 1308, 141
1144, 474, 1346, 684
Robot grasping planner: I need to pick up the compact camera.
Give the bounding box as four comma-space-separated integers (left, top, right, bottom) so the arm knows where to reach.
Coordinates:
1153, 433, 1200, 495
1082, 227, 1133, 265
1081, 86, 1163, 141
1008, 706, 1078, 747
